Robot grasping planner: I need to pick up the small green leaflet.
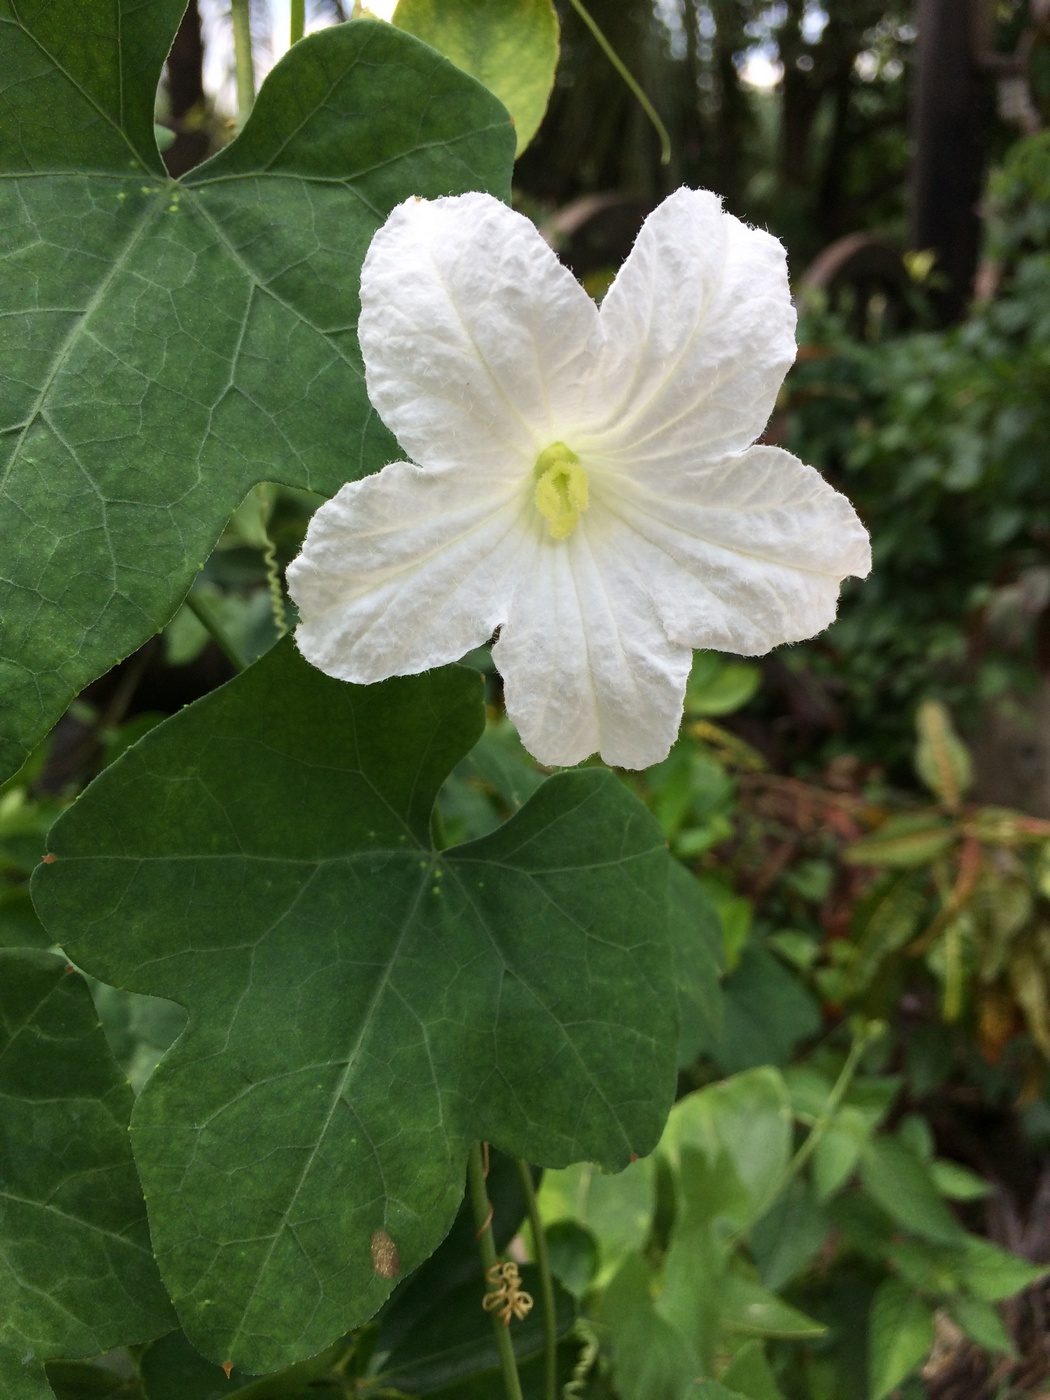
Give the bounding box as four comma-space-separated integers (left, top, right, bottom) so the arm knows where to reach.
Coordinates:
0, 0, 514, 781
0, 951, 175, 1400
34, 643, 677, 1374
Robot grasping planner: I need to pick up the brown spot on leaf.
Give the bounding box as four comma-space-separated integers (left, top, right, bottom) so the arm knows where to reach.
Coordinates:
371, 1228, 400, 1279
41, 852, 56, 864
221, 1362, 233, 1379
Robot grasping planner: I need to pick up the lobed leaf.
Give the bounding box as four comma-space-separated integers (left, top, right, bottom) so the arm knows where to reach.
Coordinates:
33, 642, 676, 1373
0, 951, 175, 1400
662, 1070, 793, 1233
0, 2, 514, 781
601, 1253, 696, 1400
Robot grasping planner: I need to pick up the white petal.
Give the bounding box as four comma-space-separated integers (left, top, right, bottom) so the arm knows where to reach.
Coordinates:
494, 524, 692, 770
599, 444, 872, 656
586, 189, 796, 463
287, 463, 532, 682
359, 194, 602, 474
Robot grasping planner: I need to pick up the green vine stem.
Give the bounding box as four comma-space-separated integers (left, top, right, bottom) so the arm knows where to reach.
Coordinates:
290, 0, 305, 45
230, 0, 256, 127
185, 590, 248, 672
718, 1021, 884, 1257
467, 1143, 526, 1400
566, 0, 671, 165
770, 1019, 885, 1202
516, 1159, 557, 1400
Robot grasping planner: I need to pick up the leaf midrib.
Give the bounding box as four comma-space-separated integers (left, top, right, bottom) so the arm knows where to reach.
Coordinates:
223, 848, 438, 1357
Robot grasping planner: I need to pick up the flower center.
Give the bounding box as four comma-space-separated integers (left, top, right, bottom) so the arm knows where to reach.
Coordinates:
533, 442, 589, 540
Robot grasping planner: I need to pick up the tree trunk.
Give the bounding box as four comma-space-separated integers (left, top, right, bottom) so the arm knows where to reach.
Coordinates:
911, 0, 990, 323
163, 0, 210, 178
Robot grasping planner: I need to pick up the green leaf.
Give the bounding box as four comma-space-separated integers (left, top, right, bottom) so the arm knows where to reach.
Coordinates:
946, 1295, 1016, 1357
954, 1236, 1048, 1301
89, 982, 186, 1095
458, 719, 546, 814
0, 5, 515, 781
842, 816, 957, 868
750, 1179, 829, 1292
670, 862, 724, 1068
0, 951, 176, 1400
711, 945, 821, 1073
663, 1069, 793, 1231
394, 0, 560, 155
544, 1219, 600, 1297
718, 1274, 826, 1340
867, 1280, 934, 1400
0, 884, 51, 949
684, 654, 761, 718
140, 1330, 275, 1399
858, 1138, 966, 1245
601, 1254, 695, 1400
34, 643, 676, 1374
827, 1193, 895, 1260
914, 700, 972, 810
139, 1326, 371, 1399
717, 1340, 786, 1400
895, 1114, 933, 1161
536, 1156, 655, 1285
812, 1122, 862, 1200
657, 1148, 746, 1372
928, 1159, 991, 1201
846, 872, 928, 993
46, 1359, 144, 1400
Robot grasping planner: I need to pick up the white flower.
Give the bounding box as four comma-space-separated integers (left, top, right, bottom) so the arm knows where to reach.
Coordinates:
287, 189, 871, 769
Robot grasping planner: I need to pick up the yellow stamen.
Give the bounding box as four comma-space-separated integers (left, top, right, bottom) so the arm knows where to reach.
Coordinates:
533, 442, 589, 540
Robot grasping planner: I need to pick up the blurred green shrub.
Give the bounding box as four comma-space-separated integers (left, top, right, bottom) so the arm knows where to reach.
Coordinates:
782, 131, 1050, 773
538, 1053, 1045, 1400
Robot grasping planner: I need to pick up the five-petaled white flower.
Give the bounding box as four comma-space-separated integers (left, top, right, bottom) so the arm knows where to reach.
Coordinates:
287, 189, 871, 769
